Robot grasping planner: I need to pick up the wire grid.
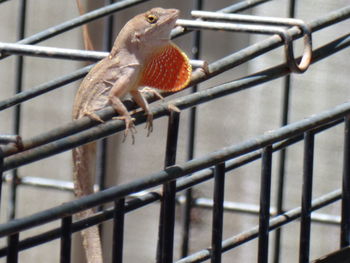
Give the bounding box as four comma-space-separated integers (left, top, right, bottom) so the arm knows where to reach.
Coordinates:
0, 0, 349, 262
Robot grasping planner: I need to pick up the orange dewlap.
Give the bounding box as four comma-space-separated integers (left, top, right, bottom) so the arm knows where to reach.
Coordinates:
140, 43, 192, 92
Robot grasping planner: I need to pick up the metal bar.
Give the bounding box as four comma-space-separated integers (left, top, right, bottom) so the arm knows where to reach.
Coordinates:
7, 233, 19, 263
112, 198, 125, 263
192, 198, 340, 225
180, 0, 203, 257
211, 163, 225, 263
341, 116, 350, 247
299, 132, 315, 263
274, 0, 296, 261
8, 0, 27, 222
0, 42, 106, 61
258, 146, 272, 263
176, 18, 292, 34
0, 135, 22, 146
218, 0, 271, 13
0, 58, 202, 113
176, 190, 341, 263
0, 148, 3, 215
0, 42, 206, 70
158, 110, 180, 263
191, 10, 306, 26
0, 0, 153, 57
171, 0, 273, 38
0, 65, 92, 112
96, 0, 116, 195
3, 31, 349, 169
60, 216, 72, 263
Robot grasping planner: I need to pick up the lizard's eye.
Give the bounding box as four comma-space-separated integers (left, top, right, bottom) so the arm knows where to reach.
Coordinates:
146, 14, 158, 24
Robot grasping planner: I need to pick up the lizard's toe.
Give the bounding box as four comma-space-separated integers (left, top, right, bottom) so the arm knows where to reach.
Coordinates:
145, 113, 153, 136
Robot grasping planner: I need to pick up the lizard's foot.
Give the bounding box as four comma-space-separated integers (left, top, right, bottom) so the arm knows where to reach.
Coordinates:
167, 103, 181, 113
113, 116, 136, 144
141, 87, 164, 100
145, 113, 153, 137
84, 111, 104, 123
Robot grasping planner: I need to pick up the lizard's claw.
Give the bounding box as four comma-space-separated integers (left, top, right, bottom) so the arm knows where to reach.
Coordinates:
84, 111, 104, 123
145, 113, 153, 137
141, 87, 164, 101
113, 116, 136, 144
167, 103, 181, 113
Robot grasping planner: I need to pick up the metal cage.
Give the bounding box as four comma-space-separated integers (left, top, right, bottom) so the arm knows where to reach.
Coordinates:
0, 0, 349, 262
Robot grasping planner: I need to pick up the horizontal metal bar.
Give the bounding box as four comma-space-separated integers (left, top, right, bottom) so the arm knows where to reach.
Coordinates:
0, 65, 92, 112
0, 42, 207, 69
176, 19, 287, 35
3, 174, 75, 192
0, 136, 22, 147
218, 0, 272, 14
0, 0, 153, 58
176, 190, 341, 263
171, 0, 273, 38
191, 10, 306, 26
191, 198, 340, 225
0, 42, 107, 61
2, 30, 349, 170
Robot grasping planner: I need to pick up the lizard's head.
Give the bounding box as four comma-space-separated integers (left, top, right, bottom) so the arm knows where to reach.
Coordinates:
129, 7, 179, 48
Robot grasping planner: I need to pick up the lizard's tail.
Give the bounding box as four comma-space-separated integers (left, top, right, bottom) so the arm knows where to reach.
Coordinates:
72, 142, 103, 263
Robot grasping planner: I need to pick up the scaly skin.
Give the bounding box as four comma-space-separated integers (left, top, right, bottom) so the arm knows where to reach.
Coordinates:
72, 7, 191, 263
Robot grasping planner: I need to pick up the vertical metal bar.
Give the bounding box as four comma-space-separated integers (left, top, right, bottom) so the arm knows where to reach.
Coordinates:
112, 198, 125, 263
60, 216, 72, 263
0, 148, 4, 214
96, 0, 115, 243
273, 1, 296, 262
8, 0, 27, 221
7, 233, 19, 263
157, 111, 180, 263
103, 0, 115, 51
299, 132, 314, 263
180, 0, 203, 257
96, 0, 115, 190
341, 116, 350, 247
211, 163, 225, 263
258, 146, 273, 263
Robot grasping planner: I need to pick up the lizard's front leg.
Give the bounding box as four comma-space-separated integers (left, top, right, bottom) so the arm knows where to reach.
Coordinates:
130, 89, 153, 136
109, 75, 137, 143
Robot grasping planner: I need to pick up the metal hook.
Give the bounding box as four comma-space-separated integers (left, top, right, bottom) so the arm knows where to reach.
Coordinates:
280, 24, 312, 73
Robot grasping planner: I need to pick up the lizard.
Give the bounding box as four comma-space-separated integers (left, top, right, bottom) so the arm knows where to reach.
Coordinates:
72, 7, 192, 263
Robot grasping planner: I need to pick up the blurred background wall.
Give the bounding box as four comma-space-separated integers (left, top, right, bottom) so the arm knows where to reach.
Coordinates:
0, 0, 349, 262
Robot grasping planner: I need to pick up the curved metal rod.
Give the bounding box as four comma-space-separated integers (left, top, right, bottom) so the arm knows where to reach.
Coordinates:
280, 24, 312, 73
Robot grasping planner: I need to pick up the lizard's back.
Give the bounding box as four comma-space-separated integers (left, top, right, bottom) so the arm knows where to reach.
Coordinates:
72, 56, 123, 120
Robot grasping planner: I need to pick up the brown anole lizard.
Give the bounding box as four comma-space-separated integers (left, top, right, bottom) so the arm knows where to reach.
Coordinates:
72, 7, 192, 263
